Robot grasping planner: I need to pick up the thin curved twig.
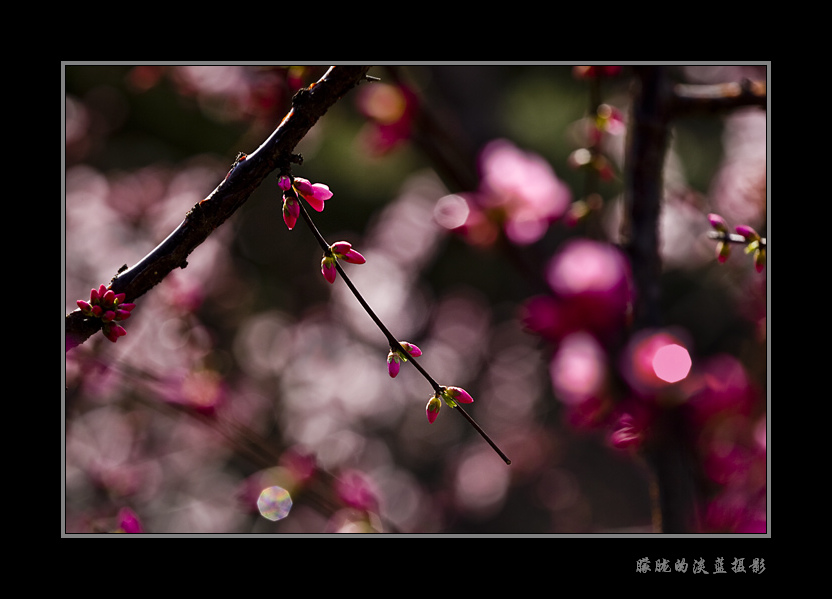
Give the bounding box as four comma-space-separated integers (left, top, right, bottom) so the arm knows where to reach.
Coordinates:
65, 66, 372, 351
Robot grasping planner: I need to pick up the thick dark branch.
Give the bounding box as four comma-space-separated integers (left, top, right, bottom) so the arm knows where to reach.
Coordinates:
622, 67, 704, 533
66, 66, 372, 351
622, 66, 672, 330
671, 78, 767, 116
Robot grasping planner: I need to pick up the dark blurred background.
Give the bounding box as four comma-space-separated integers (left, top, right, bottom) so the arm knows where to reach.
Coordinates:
64, 64, 767, 534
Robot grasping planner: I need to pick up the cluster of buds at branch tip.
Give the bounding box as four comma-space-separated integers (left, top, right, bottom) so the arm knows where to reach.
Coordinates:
278, 175, 333, 230
708, 213, 766, 272
387, 341, 422, 378
76, 284, 136, 342
321, 241, 366, 283
426, 386, 474, 424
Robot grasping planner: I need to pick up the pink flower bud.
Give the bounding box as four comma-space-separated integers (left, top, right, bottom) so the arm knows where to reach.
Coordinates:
283, 196, 299, 230
399, 342, 422, 357
101, 310, 116, 322
426, 395, 442, 424
716, 240, 731, 263
89, 288, 100, 303
708, 213, 728, 233
754, 247, 766, 273
103, 324, 127, 343
102, 289, 115, 306
387, 352, 401, 378
117, 507, 144, 533
321, 255, 337, 284
293, 177, 333, 212
387, 342, 422, 377
278, 175, 292, 191
735, 224, 760, 241
442, 386, 474, 406
120, 303, 136, 312
331, 241, 366, 264
77, 300, 92, 314
114, 293, 126, 304
115, 309, 132, 321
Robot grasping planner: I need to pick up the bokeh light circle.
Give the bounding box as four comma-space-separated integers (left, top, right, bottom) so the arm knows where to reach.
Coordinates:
652, 343, 692, 383
257, 486, 293, 522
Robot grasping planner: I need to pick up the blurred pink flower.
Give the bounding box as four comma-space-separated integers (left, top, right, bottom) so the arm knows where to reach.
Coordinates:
687, 354, 756, 424
545, 239, 631, 339
116, 507, 144, 533
573, 66, 622, 79
335, 470, 378, 512
549, 332, 607, 406
477, 140, 572, 245
355, 82, 418, 155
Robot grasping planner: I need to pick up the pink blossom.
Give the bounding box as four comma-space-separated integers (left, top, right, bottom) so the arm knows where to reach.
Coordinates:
330, 241, 366, 264
478, 140, 572, 245
545, 239, 631, 339
116, 507, 144, 533
292, 177, 333, 212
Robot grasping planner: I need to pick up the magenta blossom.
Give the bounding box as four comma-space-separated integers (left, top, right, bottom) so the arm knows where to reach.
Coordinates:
387, 341, 422, 378
321, 241, 366, 284
277, 174, 333, 226
76, 284, 136, 343
292, 177, 333, 212
116, 507, 144, 533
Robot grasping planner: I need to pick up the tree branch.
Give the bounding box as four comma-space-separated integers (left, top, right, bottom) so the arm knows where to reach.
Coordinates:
671, 78, 767, 116
66, 66, 372, 351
